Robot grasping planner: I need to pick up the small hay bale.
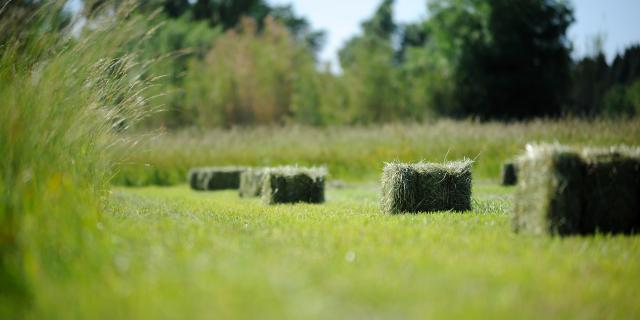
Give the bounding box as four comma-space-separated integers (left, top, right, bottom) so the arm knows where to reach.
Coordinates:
512, 145, 584, 235
204, 167, 245, 190
239, 168, 265, 198
380, 160, 473, 214
261, 166, 326, 204
501, 161, 518, 186
187, 168, 209, 191
187, 166, 246, 191
512, 144, 640, 236
581, 147, 640, 234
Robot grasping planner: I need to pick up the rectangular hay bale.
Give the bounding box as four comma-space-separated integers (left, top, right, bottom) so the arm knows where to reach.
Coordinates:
188, 168, 208, 190
381, 160, 473, 214
239, 168, 265, 198
261, 166, 326, 204
187, 166, 246, 191
581, 147, 640, 234
512, 145, 584, 235
501, 161, 518, 186
513, 144, 640, 235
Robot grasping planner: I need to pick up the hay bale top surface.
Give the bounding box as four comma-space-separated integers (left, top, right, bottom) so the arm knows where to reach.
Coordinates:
518, 143, 574, 161
264, 166, 327, 178
192, 166, 248, 173
581, 145, 640, 163
383, 159, 473, 174
518, 144, 640, 163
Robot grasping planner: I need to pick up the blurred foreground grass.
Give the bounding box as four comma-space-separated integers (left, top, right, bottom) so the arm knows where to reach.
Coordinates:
114, 119, 640, 186
24, 182, 639, 319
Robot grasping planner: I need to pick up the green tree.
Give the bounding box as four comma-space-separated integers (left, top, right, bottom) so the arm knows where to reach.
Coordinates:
184, 17, 322, 127
139, 16, 219, 128
483, 0, 570, 118
338, 0, 403, 123
424, 0, 574, 119
567, 53, 609, 116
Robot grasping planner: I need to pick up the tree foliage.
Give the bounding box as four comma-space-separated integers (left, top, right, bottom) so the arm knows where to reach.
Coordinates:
569, 44, 640, 117
74, 0, 640, 127
184, 18, 325, 127
426, 0, 574, 119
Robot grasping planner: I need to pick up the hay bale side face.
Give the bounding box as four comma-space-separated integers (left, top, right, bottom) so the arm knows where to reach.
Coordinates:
513, 147, 585, 235
187, 169, 209, 190
261, 167, 326, 204
204, 168, 244, 190
381, 160, 472, 214
239, 169, 265, 198
501, 161, 518, 186
381, 163, 419, 214
416, 161, 472, 212
188, 169, 200, 190
188, 167, 246, 191
581, 149, 640, 234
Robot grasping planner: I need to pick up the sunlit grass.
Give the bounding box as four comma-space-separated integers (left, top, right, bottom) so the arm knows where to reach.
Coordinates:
114, 118, 640, 186
56, 182, 638, 319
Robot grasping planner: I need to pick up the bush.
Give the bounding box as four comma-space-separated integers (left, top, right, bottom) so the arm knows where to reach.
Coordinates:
184, 17, 323, 127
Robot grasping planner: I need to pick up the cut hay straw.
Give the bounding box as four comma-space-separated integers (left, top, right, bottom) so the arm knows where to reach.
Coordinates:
513, 144, 640, 235
239, 168, 265, 198
261, 166, 326, 204
381, 160, 473, 214
187, 166, 246, 191
501, 161, 518, 186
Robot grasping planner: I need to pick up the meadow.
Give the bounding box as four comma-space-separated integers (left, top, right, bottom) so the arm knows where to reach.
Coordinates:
25, 180, 640, 319
2, 2, 640, 318
41, 120, 640, 319
114, 119, 640, 185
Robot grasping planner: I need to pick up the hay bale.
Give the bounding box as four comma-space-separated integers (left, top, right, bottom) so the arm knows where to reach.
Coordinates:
188, 169, 201, 190
501, 161, 518, 186
512, 145, 584, 235
239, 168, 265, 198
581, 147, 640, 234
261, 166, 326, 204
187, 166, 246, 191
381, 160, 473, 214
187, 168, 209, 191
513, 144, 640, 236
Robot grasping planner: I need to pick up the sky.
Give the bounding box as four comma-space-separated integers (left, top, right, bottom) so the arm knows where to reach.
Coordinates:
268, 0, 640, 70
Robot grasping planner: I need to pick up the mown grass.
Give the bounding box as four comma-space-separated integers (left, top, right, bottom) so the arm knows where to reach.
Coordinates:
38, 182, 634, 319
114, 119, 640, 186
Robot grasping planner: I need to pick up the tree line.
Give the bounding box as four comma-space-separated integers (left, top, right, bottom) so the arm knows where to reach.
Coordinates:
4, 0, 640, 127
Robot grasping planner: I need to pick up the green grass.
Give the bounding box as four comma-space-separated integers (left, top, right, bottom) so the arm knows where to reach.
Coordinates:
113, 119, 640, 186
3, 5, 639, 319
33, 181, 636, 319
0, 5, 157, 318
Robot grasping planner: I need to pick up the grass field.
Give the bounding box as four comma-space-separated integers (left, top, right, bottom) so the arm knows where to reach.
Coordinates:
113, 119, 640, 186
28, 180, 637, 319
4, 6, 639, 319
